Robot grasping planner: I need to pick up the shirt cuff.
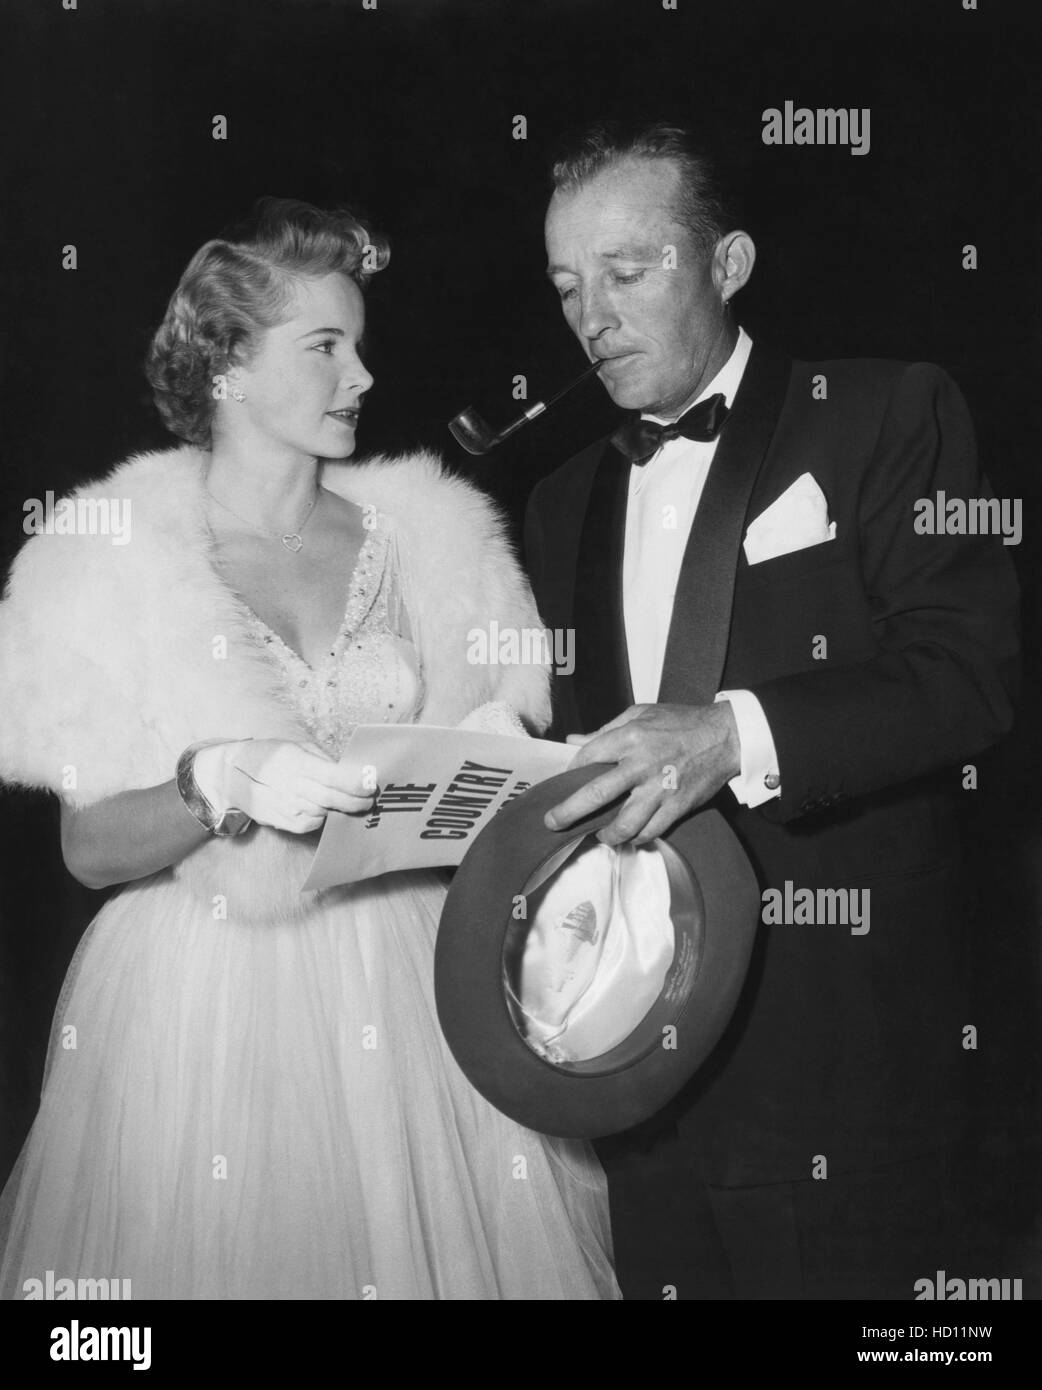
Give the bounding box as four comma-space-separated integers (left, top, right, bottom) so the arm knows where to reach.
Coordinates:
714, 689, 782, 808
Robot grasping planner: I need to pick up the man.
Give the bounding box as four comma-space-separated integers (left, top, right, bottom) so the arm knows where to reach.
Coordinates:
523, 121, 1020, 1299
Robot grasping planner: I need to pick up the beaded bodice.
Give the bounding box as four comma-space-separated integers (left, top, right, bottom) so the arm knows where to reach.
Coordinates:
241, 512, 425, 757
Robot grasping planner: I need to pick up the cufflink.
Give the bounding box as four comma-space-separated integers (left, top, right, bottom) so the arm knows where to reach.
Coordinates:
764, 772, 781, 791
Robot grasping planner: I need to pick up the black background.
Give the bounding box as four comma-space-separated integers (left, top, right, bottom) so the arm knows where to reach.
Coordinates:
1, 0, 1039, 1288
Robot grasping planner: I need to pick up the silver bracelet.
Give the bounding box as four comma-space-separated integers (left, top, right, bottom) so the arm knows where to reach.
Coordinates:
175, 740, 253, 838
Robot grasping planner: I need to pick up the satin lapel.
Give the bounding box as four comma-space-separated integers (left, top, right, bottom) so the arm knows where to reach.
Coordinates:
657, 346, 793, 705
573, 440, 635, 731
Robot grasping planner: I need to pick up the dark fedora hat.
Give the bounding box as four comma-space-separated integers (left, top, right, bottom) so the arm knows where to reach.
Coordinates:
434, 762, 761, 1139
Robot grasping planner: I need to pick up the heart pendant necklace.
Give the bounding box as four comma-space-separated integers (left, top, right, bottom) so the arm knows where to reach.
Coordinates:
206, 484, 319, 552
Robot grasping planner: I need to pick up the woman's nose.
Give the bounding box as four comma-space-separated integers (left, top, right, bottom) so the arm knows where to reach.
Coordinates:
348, 357, 374, 395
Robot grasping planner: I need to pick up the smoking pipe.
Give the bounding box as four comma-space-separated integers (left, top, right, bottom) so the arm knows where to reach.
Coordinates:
448, 358, 603, 455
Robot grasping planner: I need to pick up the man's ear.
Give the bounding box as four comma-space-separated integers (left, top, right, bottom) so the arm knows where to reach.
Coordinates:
715, 231, 756, 297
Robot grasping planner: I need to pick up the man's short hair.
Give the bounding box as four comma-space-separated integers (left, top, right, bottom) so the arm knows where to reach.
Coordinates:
549, 120, 739, 258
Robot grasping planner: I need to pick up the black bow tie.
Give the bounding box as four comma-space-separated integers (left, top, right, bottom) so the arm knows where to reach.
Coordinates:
610, 392, 730, 466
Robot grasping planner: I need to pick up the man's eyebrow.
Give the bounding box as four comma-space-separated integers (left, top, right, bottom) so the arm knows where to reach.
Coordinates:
602, 245, 659, 260
546, 246, 659, 276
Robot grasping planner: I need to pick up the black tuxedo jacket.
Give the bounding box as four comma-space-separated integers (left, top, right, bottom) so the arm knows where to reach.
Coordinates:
523, 342, 1020, 1186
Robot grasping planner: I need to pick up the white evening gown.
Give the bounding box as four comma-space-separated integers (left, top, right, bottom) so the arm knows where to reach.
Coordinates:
0, 516, 619, 1300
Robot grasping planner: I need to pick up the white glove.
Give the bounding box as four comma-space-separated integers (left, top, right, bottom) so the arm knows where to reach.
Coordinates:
193, 739, 375, 835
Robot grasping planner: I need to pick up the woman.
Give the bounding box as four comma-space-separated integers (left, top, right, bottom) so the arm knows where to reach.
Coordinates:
0, 198, 618, 1299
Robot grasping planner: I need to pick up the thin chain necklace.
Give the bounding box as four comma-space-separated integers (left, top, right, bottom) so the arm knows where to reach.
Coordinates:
205, 484, 319, 553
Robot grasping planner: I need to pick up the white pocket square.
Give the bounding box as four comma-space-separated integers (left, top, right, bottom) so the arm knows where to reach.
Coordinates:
743, 472, 837, 565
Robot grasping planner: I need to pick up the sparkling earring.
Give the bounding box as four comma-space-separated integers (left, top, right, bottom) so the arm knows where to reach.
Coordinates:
231, 384, 246, 402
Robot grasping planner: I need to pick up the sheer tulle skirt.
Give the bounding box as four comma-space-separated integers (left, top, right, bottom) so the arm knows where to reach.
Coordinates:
0, 869, 618, 1299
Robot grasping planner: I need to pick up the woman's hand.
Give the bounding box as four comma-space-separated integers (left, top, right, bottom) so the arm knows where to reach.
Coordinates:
193, 739, 375, 834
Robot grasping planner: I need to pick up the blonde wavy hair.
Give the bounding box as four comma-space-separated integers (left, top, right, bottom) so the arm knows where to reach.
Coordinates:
145, 197, 389, 446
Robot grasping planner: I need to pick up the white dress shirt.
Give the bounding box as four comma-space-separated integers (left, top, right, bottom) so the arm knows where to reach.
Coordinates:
621, 327, 781, 807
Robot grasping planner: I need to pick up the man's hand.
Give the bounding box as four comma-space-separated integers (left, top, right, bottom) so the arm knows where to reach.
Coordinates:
544, 702, 741, 845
